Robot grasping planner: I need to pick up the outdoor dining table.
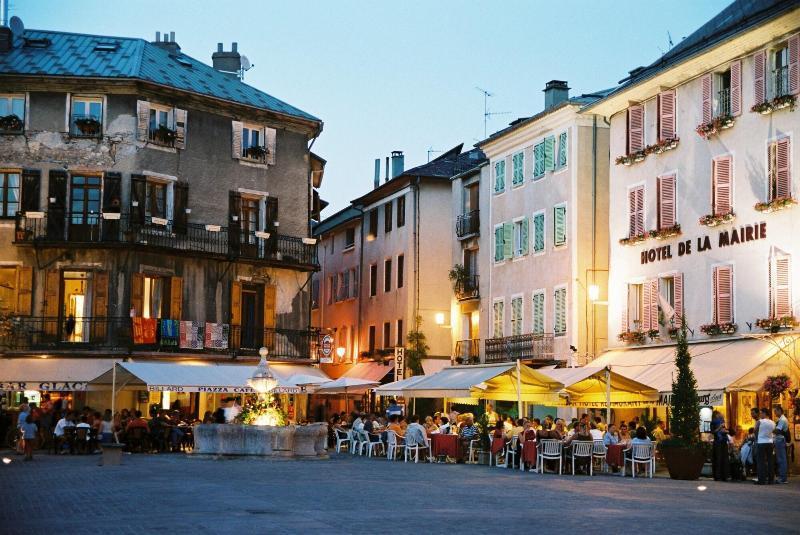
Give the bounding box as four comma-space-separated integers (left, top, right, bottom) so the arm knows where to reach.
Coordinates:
606, 444, 625, 468
431, 433, 460, 461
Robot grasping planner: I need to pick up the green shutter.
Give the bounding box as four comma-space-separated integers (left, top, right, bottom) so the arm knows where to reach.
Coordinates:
503, 222, 513, 259
558, 131, 567, 168
554, 205, 566, 246
534, 142, 545, 178
512, 152, 524, 186
533, 292, 544, 334
534, 213, 545, 252
493, 301, 504, 338
520, 217, 529, 255
544, 135, 555, 171
494, 160, 505, 193
512, 297, 522, 335
494, 226, 504, 262
554, 288, 566, 335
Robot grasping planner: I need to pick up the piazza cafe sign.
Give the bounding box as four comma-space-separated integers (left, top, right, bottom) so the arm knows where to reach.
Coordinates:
640, 222, 767, 265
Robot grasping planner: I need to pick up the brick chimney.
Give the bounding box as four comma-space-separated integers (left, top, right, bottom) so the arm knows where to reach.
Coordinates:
152, 31, 180, 55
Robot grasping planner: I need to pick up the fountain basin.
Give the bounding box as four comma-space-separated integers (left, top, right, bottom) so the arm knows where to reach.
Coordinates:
192, 423, 328, 459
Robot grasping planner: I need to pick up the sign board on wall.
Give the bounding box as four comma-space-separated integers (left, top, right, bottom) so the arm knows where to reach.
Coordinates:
320, 334, 333, 364
394, 347, 406, 382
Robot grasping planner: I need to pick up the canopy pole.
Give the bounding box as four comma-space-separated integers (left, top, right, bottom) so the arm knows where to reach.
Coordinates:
516, 359, 522, 420
412, 397, 416, 415
111, 360, 117, 417
605, 366, 611, 424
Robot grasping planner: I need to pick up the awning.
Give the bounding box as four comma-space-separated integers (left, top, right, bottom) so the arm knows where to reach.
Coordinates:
0, 358, 113, 392
88, 362, 330, 394
341, 362, 393, 382
403, 363, 563, 403
590, 335, 800, 406
314, 377, 379, 395
373, 375, 428, 397
536, 366, 658, 407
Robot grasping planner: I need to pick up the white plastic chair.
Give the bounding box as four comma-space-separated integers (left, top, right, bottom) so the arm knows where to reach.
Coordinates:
537, 439, 563, 475
334, 428, 350, 453
404, 437, 430, 463
570, 441, 594, 476
350, 429, 362, 455
494, 436, 517, 468
467, 438, 481, 464
365, 433, 385, 458
592, 440, 607, 473
386, 430, 404, 461
623, 443, 655, 478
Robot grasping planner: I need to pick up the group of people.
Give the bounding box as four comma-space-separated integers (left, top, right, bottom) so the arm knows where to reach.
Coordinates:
717, 406, 791, 484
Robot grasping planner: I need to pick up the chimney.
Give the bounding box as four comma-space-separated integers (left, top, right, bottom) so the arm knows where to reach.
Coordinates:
373, 159, 380, 189
152, 30, 180, 55
385, 157, 389, 182
543, 80, 569, 110
212, 42, 241, 76
0, 0, 8, 26
390, 151, 404, 178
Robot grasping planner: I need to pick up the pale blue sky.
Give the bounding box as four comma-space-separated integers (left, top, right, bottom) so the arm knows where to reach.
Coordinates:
16, 0, 729, 214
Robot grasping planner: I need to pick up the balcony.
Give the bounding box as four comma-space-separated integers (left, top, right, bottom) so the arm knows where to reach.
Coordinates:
773, 65, 790, 98
456, 210, 480, 238
454, 274, 479, 301
484, 333, 555, 364
716, 88, 731, 117
0, 316, 320, 361
13, 211, 318, 270
70, 114, 103, 138
453, 339, 480, 365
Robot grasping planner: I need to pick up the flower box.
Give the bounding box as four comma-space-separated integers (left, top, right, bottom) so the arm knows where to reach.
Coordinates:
618, 330, 646, 344
755, 316, 798, 333
0, 114, 23, 132
754, 197, 796, 213
699, 322, 738, 336
74, 117, 102, 136
751, 94, 797, 115
647, 329, 661, 341
649, 224, 682, 240
152, 125, 177, 145
698, 212, 735, 227
244, 145, 268, 160
695, 115, 734, 139
614, 138, 679, 166
619, 233, 647, 246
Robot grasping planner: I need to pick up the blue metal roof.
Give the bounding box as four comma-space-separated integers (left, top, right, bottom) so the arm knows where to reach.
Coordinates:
0, 29, 320, 123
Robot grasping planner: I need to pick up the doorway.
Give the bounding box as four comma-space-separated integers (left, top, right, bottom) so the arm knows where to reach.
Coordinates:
62, 271, 92, 342
69, 175, 101, 241
240, 285, 263, 350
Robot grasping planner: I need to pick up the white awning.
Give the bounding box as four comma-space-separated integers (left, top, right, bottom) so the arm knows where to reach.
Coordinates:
0, 358, 114, 391
373, 375, 428, 397
341, 362, 393, 382
535, 366, 658, 406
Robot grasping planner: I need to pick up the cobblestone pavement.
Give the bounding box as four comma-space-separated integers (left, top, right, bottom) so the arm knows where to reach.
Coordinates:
0, 449, 798, 534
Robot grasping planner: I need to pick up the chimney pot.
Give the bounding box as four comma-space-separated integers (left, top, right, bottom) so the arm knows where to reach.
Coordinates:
390, 151, 404, 179
169, 31, 175, 42
385, 157, 389, 182
217, 42, 223, 52
374, 159, 380, 189
232, 42, 238, 52
155, 31, 161, 42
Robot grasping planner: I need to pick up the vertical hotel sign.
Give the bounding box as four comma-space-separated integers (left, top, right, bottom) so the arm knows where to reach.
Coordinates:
394, 347, 406, 381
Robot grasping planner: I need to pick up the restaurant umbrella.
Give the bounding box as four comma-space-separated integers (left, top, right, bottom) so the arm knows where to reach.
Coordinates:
314, 377, 381, 413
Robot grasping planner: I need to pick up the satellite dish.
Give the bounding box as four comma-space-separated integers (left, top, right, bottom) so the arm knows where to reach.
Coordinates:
9, 16, 24, 39
240, 55, 252, 71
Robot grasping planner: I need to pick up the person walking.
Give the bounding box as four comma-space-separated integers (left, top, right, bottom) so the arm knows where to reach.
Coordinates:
755, 408, 775, 485
773, 406, 790, 484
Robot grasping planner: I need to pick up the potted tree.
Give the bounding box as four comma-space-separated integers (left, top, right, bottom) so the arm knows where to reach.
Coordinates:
448, 264, 469, 298
659, 321, 706, 479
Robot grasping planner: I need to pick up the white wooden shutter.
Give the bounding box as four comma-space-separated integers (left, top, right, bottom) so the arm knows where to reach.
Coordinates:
713, 156, 732, 216
673, 273, 684, 327
231, 120, 243, 159
266, 127, 277, 165
701, 74, 712, 124
753, 50, 766, 104
789, 33, 799, 96
658, 174, 676, 229
776, 137, 791, 199
658, 90, 676, 140
773, 256, 792, 318
174, 108, 187, 149
714, 265, 733, 324
628, 105, 644, 153
136, 100, 150, 141
730, 60, 742, 116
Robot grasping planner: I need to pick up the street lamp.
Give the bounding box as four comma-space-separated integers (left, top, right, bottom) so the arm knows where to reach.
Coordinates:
248, 347, 277, 394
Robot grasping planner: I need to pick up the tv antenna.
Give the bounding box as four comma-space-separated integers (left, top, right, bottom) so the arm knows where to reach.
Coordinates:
475, 86, 510, 138
427, 146, 443, 162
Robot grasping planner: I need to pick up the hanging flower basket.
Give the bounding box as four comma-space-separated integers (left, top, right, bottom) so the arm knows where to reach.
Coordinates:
0, 114, 23, 132
649, 224, 682, 240
698, 212, 735, 227
700, 322, 738, 336
763, 374, 792, 399
695, 115, 734, 139
754, 197, 796, 213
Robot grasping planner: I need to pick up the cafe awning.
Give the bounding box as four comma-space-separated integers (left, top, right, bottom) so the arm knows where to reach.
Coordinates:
373, 375, 428, 397
536, 366, 658, 407
402, 363, 563, 403
341, 362, 393, 382
0, 358, 114, 392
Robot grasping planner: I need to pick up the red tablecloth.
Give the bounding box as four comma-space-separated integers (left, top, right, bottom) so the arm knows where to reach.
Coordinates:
606, 444, 625, 467
431, 434, 460, 459
491, 437, 506, 454
521, 440, 537, 464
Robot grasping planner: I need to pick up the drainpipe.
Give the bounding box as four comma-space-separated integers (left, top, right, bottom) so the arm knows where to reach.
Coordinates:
590, 115, 597, 360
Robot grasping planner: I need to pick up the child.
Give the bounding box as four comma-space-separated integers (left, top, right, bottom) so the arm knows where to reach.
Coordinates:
21, 414, 38, 461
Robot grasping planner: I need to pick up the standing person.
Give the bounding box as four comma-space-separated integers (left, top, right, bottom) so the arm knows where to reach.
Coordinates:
750, 407, 761, 480
485, 404, 499, 427
386, 399, 403, 419
711, 410, 730, 481
756, 408, 775, 485
15, 403, 30, 455
21, 414, 38, 461
773, 406, 790, 484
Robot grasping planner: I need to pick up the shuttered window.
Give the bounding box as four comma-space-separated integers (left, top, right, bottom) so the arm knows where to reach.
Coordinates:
533, 212, 545, 253
503, 222, 513, 260
713, 265, 733, 324
494, 226, 504, 262
544, 135, 555, 171
511, 296, 523, 336
628, 186, 644, 237
532, 291, 545, 335
658, 90, 676, 141
0, 266, 32, 315
641, 279, 659, 331
493, 300, 504, 338
770, 255, 792, 319
557, 131, 568, 168
494, 160, 506, 193
533, 142, 545, 179
701, 74, 713, 124
787, 34, 799, 97
513, 218, 528, 257
753, 50, 766, 104
627, 105, 644, 153
553, 287, 567, 336
657, 174, 676, 230
137, 101, 186, 149
769, 137, 792, 201
673, 273, 684, 327
512, 152, 524, 186
553, 205, 566, 247
712, 156, 733, 215
730, 60, 742, 116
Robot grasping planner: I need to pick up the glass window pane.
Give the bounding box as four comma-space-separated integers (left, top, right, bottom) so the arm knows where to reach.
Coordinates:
0, 99, 7, 116
87, 189, 100, 200
88, 177, 100, 185
89, 102, 102, 118
11, 98, 24, 118
73, 101, 86, 116
7, 173, 18, 188
252, 130, 260, 147
73, 176, 84, 185
73, 189, 84, 199
149, 109, 156, 130
158, 110, 168, 126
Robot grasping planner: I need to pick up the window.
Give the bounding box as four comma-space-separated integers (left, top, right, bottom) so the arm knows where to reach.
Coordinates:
657, 175, 676, 230
627, 105, 644, 154
511, 296, 523, 336
622, 283, 643, 332
533, 141, 545, 179
715, 70, 732, 117
397, 254, 404, 289
770, 255, 792, 319
533, 211, 545, 253
396, 195, 405, 227
145, 180, 167, 219
341, 271, 350, 301
311, 279, 319, 309
713, 265, 734, 324
513, 218, 528, 257
383, 322, 391, 348
658, 274, 684, 327
384, 201, 393, 233
349, 267, 358, 298
640, 279, 659, 331
553, 204, 567, 247
511, 152, 524, 187
494, 225, 504, 262
396, 319, 404, 346
369, 264, 377, 297
557, 131, 568, 168
384, 259, 392, 292
494, 222, 512, 261
657, 90, 676, 141
553, 287, 566, 336
494, 160, 506, 193
712, 155, 733, 216
241, 124, 267, 161
240, 196, 260, 243
70, 96, 103, 137
327, 276, 334, 305
773, 42, 791, 98
492, 300, 504, 338
149, 104, 172, 141
368, 325, 376, 354
368, 209, 378, 238
532, 291, 545, 335
0, 171, 20, 217
0, 94, 25, 133
142, 274, 173, 319
628, 186, 644, 237
344, 227, 355, 249
768, 137, 791, 201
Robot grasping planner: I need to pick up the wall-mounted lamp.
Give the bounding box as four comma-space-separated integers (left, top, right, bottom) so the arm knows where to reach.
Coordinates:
434, 312, 451, 328
336, 347, 346, 359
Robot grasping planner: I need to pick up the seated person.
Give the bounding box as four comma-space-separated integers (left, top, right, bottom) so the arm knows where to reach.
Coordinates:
618, 424, 632, 447
652, 420, 668, 442
437, 416, 451, 435
589, 422, 604, 441
458, 416, 480, 454
405, 415, 429, 448
126, 410, 149, 432
626, 426, 652, 458
424, 416, 438, 435
565, 422, 591, 446
362, 415, 382, 443
386, 414, 405, 439
603, 423, 620, 446
506, 418, 524, 441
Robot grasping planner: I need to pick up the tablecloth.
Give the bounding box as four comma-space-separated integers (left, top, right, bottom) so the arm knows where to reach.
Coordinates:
521, 440, 537, 464
606, 444, 625, 467
431, 433, 460, 459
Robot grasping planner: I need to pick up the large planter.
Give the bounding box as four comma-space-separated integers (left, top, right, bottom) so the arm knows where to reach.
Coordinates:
661, 446, 705, 480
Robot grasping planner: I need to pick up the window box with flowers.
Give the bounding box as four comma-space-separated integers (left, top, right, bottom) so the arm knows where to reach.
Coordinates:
618, 330, 646, 344
152, 125, 177, 145
699, 212, 735, 227
755, 317, 798, 333
752, 94, 796, 115
244, 145, 268, 161
695, 115, 735, 139
649, 224, 682, 240
754, 196, 796, 213
668, 326, 680, 340
615, 138, 680, 166
647, 329, 661, 341
700, 322, 738, 336
0, 114, 23, 133
619, 233, 648, 246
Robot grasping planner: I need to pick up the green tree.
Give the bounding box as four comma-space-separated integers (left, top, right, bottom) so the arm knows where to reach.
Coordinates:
405, 315, 428, 376
668, 321, 700, 446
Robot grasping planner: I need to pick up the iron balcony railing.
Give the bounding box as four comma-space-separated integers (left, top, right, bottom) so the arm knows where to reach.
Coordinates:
454, 274, 479, 301
453, 339, 480, 364
716, 88, 731, 117
70, 114, 103, 138
773, 65, 790, 98
14, 211, 318, 269
0, 316, 320, 361
148, 125, 176, 147
484, 332, 555, 363
456, 209, 480, 238
242, 145, 268, 163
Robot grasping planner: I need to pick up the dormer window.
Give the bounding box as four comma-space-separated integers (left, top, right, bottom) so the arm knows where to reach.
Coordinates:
0, 94, 25, 134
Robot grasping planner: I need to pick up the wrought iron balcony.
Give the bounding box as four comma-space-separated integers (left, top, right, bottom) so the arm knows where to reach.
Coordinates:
70, 114, 103, 138
453, 338, 480, 365
773, 65, 790, 98
0, 316, 320, 361
716, 88, 731, 117
456, 209, 480, 238
13, 211, 318, 270
454, 274, 479, 301
484, 332, 555, 363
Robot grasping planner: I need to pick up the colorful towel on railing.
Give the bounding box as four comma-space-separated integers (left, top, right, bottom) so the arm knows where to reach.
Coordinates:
160, 319, 179, 347
132, 317, 157, 344
179, 321, 204, 349
204, 322, 229, 349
